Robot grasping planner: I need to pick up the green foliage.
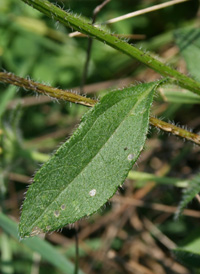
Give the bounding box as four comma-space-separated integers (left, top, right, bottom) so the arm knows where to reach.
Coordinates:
173, 230, 200, 269
176, 173, 200, 218
0, 212, 85, 274
159, 86, 200, 104
173, 249, 200, 269
21, 0, 200, 95
175, 27, 200, 82
19, 81, 158, 237
1, 0, 200, 273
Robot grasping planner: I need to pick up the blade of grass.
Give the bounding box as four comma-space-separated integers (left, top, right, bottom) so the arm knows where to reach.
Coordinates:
0, 213, 85, 274
159, 87, 200, 104
1, 233, 14, 274
0, 57, 35, 118
128, 170, 188, 187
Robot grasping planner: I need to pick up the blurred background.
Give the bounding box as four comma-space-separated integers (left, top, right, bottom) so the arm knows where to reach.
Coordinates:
1, 0, 200, 273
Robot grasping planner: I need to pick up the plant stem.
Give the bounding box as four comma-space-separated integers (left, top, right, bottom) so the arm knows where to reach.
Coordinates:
0, 72, 96, 107
149, 117, 200, 145
21, 0, 200, 96
1, 72, 200, 146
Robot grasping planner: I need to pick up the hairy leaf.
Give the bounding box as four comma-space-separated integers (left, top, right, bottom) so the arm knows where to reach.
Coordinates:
19, 82, 159, 238
176, 172, 200, 218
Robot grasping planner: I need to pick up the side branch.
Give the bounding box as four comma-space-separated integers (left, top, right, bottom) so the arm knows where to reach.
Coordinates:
150, 117, 200, 145
0, 72, 96, 107
1, 72, 200, 146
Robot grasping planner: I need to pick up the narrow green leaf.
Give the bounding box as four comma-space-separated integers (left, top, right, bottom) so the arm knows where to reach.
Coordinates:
160, 87, 200, 104
19, 82, 159, 238
0, 213, 85, 274
128, 171, 188, 187
0, 86, 16, 118
176, 173, 200, 218
175, 27, 200, 82
0, 57, 35, 118
173, 229, 200, 269
173, 249, 200, 269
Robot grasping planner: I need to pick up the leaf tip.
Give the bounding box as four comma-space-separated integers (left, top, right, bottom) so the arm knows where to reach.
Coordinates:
19, 224, 45, 239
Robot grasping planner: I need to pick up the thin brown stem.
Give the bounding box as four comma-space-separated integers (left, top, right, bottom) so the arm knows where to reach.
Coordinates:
69, 32, 145, 40
104, 0, 189, 24
80, 38, 93, 93
1, 72, 200, 146
92, 0, 111, 24
80, 0, 111, 93
112, 196, 200, 218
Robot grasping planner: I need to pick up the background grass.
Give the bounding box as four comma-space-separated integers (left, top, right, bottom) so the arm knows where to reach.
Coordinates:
1, 0, 200, 273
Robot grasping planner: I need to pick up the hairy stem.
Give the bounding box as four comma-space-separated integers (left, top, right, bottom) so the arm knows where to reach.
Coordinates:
0, 72, 96, 107
149, 117, 200, 145
1, 72, 200, 146
20, 0, 200, 96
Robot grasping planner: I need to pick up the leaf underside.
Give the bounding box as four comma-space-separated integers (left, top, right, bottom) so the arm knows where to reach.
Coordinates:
19, 82, 158, 238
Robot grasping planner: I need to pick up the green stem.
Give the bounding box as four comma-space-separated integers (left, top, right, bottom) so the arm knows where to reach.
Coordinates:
1, 72, 200, 146
0, 72, 96, 107
149, 117, 200, 145
21, 0, 200, 96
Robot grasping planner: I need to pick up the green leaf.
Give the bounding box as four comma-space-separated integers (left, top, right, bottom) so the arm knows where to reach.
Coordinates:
19, 81, 159, 238
173, 249, 200, 269
175, 27, 200, 82
128, 171, 188, 187
0, 56, 35, 118
173, 229, 200, 269
176, 173, 200, 218
159, 87, 200, 104
0, 213, 85, 274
